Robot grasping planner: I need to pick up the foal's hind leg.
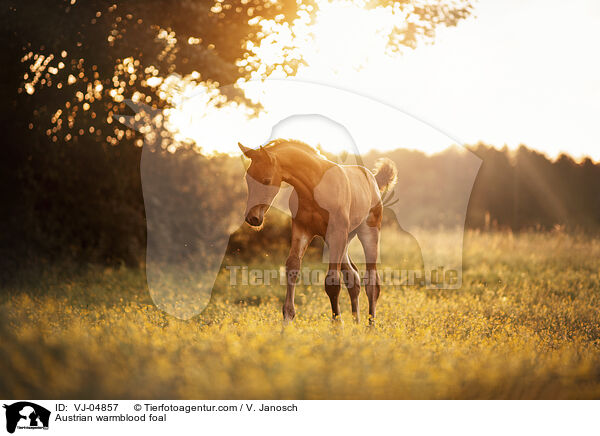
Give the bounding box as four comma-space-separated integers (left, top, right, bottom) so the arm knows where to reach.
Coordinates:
324, 226, 349, 321
341, 251, 361, 323
357, 223, 381, 324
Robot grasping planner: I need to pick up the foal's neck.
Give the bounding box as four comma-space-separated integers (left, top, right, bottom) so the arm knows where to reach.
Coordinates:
275, 146, 332, 200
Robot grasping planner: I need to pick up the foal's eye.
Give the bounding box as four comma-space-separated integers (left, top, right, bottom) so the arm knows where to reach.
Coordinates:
263, 178, 272, 185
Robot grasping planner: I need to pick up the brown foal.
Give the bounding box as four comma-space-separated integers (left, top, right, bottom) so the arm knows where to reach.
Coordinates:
239, 139, 397, 323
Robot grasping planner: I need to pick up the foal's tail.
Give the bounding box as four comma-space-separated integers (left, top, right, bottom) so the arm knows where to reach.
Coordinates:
373, 158, 398, 192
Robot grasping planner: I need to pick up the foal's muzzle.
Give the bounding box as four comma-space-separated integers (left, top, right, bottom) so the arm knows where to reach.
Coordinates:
246, 215, 263, 227
245, 205, 265, 227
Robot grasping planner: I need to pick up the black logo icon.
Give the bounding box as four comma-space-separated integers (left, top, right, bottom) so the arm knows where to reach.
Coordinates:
3, 402, 50, 434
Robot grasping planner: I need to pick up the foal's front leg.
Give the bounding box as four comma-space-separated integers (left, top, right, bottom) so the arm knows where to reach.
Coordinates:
283, 221, 312, 322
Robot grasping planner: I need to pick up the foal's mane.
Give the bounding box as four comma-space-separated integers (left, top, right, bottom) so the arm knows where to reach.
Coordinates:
263, 138, 325, 158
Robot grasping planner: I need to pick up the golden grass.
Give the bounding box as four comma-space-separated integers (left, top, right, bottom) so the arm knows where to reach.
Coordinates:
1, 230, 600, 399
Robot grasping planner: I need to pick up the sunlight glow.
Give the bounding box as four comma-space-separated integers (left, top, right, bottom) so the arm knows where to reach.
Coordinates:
289, 1, 398, 75
159, 0, 455, 156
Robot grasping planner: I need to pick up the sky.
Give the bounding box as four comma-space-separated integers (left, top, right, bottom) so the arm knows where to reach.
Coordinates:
289, 0, 600, 161
169, 0, 600, 161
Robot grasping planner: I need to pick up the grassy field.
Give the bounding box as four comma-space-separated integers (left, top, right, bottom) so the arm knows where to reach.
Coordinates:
1, 230, 600, 399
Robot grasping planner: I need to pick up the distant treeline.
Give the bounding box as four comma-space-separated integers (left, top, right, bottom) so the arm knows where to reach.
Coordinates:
2, 135, 599, 274
364, 144, 600, 232
468, 144, 600, 231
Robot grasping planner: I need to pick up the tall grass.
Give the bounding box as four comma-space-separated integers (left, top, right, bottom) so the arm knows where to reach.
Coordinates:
1, 230, 599, 399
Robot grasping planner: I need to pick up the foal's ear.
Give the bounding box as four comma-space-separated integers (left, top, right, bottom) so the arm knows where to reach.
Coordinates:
238, 142, 256, 159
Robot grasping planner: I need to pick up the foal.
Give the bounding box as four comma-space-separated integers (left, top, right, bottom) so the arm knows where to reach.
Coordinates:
239, 139, 397, 323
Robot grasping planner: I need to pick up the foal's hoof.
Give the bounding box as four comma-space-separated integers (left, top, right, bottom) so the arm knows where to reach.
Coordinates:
282, 311, 296, 327
281, 316, 297, 335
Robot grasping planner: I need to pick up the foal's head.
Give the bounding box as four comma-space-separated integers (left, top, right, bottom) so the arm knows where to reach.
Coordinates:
239, 142, 283, 228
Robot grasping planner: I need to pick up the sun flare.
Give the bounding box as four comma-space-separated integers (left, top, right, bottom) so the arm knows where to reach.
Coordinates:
159, 1, 455, 156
